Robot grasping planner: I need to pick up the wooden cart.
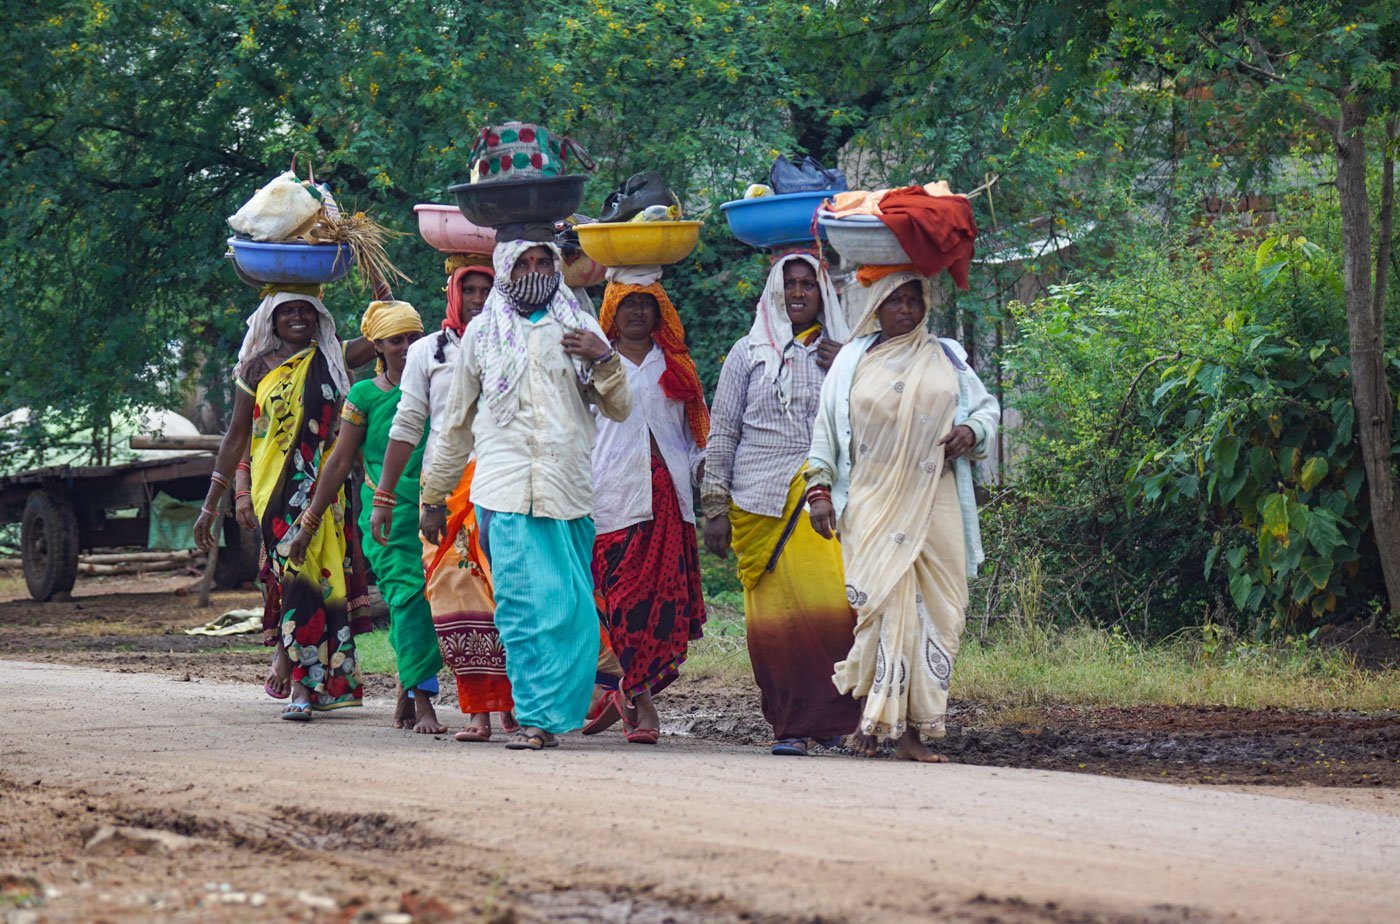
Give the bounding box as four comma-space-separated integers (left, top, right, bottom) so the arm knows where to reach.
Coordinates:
0, 454, 259, 601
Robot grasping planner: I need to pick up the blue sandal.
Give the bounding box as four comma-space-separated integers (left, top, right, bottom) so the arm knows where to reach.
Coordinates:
280, 702, 313, 722
771, 738, 808, 756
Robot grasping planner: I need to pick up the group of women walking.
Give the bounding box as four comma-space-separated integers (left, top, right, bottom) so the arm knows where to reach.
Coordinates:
192, 235, 998, 763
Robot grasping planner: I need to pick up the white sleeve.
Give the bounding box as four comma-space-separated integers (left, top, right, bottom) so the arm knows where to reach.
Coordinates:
420, 335, 480, 504
388, 340, 432, 446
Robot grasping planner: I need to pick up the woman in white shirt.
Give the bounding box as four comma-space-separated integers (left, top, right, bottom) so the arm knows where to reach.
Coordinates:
590, 281, 709, 745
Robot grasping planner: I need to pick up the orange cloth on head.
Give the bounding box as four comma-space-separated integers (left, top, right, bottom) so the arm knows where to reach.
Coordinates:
876, 186, 977, 290
855, 263, 918, 287
599, 282, 710, 449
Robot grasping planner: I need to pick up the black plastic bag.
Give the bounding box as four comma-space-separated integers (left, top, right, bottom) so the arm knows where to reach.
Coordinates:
598, 171, 676, 223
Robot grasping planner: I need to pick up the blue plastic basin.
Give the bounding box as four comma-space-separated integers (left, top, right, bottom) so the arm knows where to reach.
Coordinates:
227, 238, 354, 285
720, 191, 831, 248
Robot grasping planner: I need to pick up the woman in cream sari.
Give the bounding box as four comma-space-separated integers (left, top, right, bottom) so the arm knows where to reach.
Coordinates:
806, 271, 999, 761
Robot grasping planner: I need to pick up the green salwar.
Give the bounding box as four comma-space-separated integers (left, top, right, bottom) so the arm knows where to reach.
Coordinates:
342, 379, 443, 690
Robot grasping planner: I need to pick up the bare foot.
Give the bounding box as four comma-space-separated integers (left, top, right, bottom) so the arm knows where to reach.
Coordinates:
848, 731, 881, 757
265, 645, 291, 698
413, 696, 448, 735
894, 728, 948, 763
391, 682, 413, 729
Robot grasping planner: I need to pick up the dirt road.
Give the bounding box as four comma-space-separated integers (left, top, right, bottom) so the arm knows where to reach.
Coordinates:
1, 661, 1397, 923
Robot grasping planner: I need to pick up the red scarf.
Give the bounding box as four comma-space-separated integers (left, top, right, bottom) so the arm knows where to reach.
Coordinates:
443, 265, 494, 334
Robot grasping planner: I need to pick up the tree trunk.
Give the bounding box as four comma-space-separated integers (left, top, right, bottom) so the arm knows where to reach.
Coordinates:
1334, 99, 1400, 614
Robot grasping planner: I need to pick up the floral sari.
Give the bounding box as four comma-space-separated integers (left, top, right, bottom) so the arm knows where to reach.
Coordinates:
241, 344, 373, 710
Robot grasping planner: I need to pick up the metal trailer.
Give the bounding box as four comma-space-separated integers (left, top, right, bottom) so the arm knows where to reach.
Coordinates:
0, 454, 259, 601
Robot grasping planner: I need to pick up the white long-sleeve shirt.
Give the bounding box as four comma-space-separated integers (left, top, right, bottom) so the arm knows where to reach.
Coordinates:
421, 313, 632, 518
591, 346, 706, 535
387, 330, 459, 471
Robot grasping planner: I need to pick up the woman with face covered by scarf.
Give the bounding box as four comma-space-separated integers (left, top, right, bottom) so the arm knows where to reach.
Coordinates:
806, 271, 999, 762
589, 279, 709, 744
699, 252, 861, 757
419, 240, 632, 752
194, 290, 376, 720
370, 261, 520, 742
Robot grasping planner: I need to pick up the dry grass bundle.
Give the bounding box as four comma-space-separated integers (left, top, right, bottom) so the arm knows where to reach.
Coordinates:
311, 210, 413, 290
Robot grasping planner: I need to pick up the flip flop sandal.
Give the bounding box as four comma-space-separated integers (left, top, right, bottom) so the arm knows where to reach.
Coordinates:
280, 703, 313, 722
500, 711, 521, 734
771, 738, 808, 756
581, 690, 623, 736
454, 725, 492, 743
810, 736, 843, 749
264, 678, 290, 700
540, 732, 560, 749
625, 727, 660, 745
505, 731, 545, 751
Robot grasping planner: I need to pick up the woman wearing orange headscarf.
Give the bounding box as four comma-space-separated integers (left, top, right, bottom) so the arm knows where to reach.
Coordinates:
590, 280, 709, 744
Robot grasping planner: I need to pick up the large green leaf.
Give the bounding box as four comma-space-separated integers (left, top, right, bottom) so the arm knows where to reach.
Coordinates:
1304, 508, 1346, 557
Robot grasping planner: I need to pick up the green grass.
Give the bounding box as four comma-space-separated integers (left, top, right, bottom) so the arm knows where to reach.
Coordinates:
954, 624, 1400, 711
356, 629, 398, 676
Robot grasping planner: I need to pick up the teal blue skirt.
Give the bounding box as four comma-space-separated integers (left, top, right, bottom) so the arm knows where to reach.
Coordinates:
477, 508, 598, 733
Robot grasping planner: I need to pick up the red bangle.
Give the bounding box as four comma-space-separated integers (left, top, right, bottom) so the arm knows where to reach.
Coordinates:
234, 490, 251, 500
236, 461, 251, 472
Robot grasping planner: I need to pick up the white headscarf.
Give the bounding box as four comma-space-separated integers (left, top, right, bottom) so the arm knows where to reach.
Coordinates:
746, 252, 849, 411
473, 239, 610, 427
237, 291, 351, 395
851, 270, 932, 338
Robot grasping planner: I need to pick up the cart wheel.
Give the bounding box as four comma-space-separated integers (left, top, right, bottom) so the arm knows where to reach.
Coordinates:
214, 518, 261, 589
21, 489, 80, 602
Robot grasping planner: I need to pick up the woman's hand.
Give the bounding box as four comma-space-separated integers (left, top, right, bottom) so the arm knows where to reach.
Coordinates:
370, 505, 394, 546
561, 329, 611, 362
234, 494, 258, 531
420, 506, 448, 546
815, 339, 843, 371
809, 497, 837, 540
286, 524, 314, 566
193, 509, 219, 552
938, 424, 977, 461
703, 513, 732, 559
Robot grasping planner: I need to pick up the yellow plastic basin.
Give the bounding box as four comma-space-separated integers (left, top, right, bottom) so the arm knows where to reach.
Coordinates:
574, 220, 702, 267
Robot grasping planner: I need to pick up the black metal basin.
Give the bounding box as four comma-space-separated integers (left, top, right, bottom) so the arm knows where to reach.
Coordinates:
449, 174, 587, 229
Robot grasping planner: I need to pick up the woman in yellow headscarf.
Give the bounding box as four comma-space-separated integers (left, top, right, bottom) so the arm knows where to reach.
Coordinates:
290, 300, 448, 734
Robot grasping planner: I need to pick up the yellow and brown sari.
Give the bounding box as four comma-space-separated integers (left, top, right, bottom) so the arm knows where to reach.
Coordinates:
731, 465, 860, 740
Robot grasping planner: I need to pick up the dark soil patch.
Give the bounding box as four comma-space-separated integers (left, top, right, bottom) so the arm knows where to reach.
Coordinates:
1317, 618, 1400, 668
270, 806, 438, 853
660, 682, 1400, 787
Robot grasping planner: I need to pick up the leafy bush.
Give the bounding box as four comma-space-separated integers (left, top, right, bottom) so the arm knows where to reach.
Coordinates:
989, 195, 1396, 639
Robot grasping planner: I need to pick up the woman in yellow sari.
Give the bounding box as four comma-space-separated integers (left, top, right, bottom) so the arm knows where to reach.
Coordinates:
807, 271, 999, 761
195, 291, 374, 721
701, 252, 860, 756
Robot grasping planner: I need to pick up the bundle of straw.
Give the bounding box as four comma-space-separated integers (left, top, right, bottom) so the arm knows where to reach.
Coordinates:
309, 210, 413, 290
